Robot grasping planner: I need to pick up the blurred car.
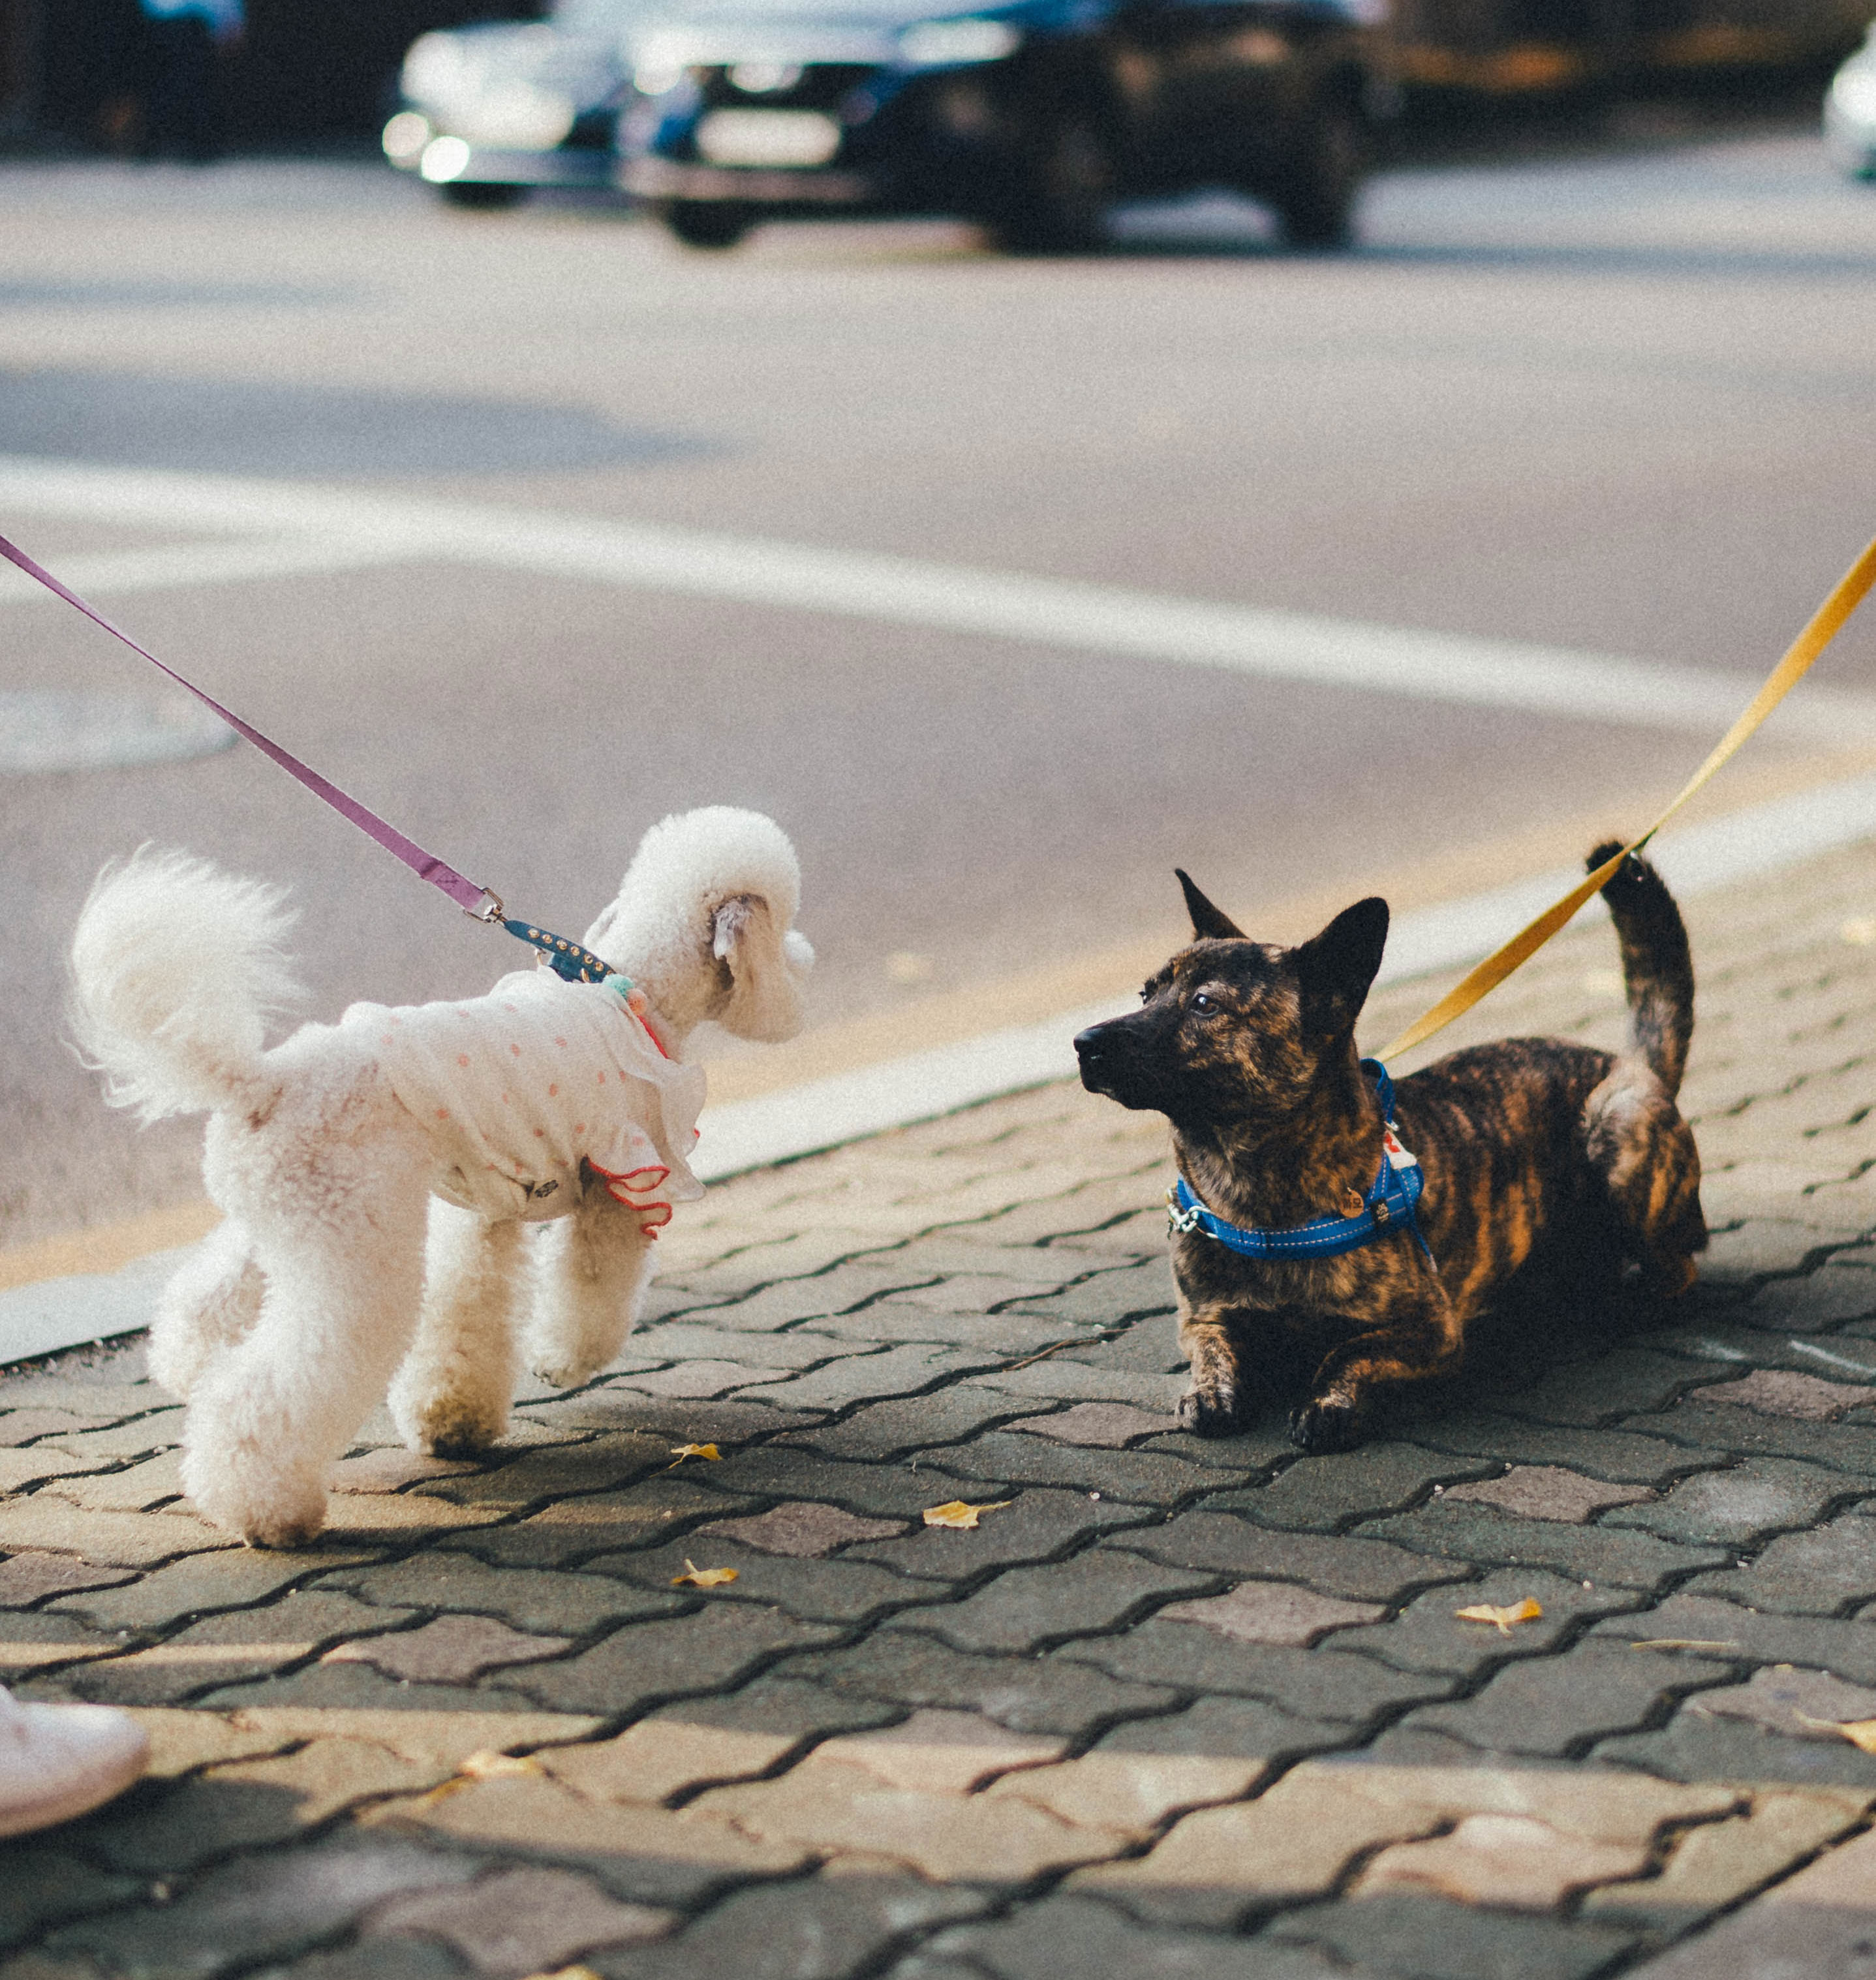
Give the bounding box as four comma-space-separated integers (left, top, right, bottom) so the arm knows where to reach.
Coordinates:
617, 0, 1392, 251
384, 0, 641, 207
1826, 22, 1876, 178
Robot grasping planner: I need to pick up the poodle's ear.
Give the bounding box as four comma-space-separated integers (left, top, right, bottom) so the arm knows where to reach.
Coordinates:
712, 893, 813, 1042
1176, 869, 1245, 942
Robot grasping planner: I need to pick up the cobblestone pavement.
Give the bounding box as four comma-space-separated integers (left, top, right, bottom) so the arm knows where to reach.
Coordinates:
5, 840, 1876, 1980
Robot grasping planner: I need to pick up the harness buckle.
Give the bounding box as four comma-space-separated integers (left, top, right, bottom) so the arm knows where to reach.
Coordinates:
466, 889, 506, 925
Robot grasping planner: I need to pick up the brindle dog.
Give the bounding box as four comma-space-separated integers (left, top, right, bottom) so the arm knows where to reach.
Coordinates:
1073, 844, 1706, 1455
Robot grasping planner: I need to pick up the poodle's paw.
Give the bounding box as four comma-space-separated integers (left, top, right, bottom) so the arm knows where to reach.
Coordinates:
1176, 1381, 1243, 1438
185, 1467, 326, 1549
530, 1355, 604, 1390
391, 1389, 507, 1460
1289, 1391, 1365, 1455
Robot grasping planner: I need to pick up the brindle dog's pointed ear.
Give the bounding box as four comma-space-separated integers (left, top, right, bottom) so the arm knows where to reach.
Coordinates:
1293, 897, 1389, 1035
1176, 869, 1245, 942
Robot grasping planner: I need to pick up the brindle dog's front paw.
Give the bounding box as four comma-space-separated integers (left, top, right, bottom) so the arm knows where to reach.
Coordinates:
1177, 1384, 1243, 1438
1289, 1392, 1364, 1455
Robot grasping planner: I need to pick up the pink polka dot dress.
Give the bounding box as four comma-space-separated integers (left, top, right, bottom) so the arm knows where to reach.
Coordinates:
341, 969, 706, 1231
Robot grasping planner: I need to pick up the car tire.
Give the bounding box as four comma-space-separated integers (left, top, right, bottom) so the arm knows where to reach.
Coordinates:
1272, 99, 1362, 250
664, 202, 754, 249
438, 181, 530, 211
987, 115, 1113, 255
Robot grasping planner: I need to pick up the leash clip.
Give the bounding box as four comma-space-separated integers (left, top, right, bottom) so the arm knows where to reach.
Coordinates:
1166, 1184, 1203, 1236
465, 888, 506, 925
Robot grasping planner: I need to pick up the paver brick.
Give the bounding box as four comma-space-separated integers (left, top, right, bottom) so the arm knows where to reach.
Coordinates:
587, 1534, 948, 1626
1441, 1467, 1654, 1523
788, 1630, 1179, 1737
919, 1894, 1347, 1980
48, 1547, 354, 1634
842, 1484, 1148, 1582
1687, 1366, 1876, 1417
693, 1500, 906, 1555
1391, 1641, 1734, 1758
596, 1872, 987, 1980
1408, 1411, 1712, 1487
1678, 1509, 1876, 1613
364, 1864, 673, 1977
497, 1601, 837, 1715
0, 1496, 232, 1568
407, 1434, 673, 1509
1059, 1616, 1445, 1724
781, 1389, 1038, 1461
322, 1613, 573, 1684
47, 1835, 481, 1980
1581, 1787, 1870, 1932
450, 1476, 763, 1568
0, 1846, 142, 1950
884, 1548, 1210, 1654
1357, 1501, 1730, 1589
919, 1428, 1257, 1508
0, 1551, 137, 1607
1109, 1509, 1473, 1602
1004, 1401, 1176, 1446
65, 1592, 413, 1707
1485, 1348, 1710, 1427
1154, 1581, 1385, 1645
1623, 1825, 1876, 1979
1331, 1569, 1639, 1680
315, 1554, 676, 1635
1631, 1397, 1876, 1474
1208, 1443, 1503, 1532
1266, 1893, 1638, 1980
1601, 1454, 1855, 1546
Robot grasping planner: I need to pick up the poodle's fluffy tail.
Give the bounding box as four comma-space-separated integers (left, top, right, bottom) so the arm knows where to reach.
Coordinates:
1588, 840, 1695, 1099
69, 848, 303, 1122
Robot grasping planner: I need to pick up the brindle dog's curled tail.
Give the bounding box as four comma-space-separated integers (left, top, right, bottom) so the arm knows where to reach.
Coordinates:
1588, 841, 1695, 1099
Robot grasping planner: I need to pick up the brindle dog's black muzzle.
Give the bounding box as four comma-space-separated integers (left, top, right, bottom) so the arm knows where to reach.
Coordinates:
1075, 1011, 1154, 1105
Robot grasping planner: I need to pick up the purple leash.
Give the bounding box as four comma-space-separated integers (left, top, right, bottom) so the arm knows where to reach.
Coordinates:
1, 528, 623, 982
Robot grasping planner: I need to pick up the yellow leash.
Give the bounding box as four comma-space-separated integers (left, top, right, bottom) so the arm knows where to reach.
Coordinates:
1377, 536, 1876, 1066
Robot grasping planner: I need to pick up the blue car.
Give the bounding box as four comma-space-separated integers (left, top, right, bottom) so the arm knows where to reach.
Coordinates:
618, 0, 1391, 250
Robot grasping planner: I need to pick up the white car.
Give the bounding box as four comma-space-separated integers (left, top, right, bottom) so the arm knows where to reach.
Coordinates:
1826, 22, 1876, 179
384, 0, 644, 207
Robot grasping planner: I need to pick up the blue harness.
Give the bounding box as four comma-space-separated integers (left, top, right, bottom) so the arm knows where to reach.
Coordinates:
1169, 1059, 1433, 1265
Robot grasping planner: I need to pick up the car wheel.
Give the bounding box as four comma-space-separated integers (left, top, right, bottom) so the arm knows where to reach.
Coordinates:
1273, 99, 1362, 250
664, 202, 754, 250
438, 181, 529, 211
987, 116, 1113, 255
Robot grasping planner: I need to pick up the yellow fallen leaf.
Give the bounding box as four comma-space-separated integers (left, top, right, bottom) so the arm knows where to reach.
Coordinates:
1454, 1598, 1543, 1635
666, 1443, 721, 1468
923, 1499, 1013, 1530
458, 1750, 542, 1780
1796, 1712, 1876, 1755
416, 1748, 544, 1804
671, 1558, 738, 1588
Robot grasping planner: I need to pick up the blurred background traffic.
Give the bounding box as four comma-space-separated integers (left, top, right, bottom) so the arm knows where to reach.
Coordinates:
3, 4, 1875, 242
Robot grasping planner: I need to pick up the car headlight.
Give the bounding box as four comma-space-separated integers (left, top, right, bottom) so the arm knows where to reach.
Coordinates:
451, 84, 577, 149
898, 16, 1021, 67
402, 32, 469, 106
1831, 66, 1876, 126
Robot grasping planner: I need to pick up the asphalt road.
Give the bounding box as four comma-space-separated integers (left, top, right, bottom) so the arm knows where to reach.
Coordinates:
3, 121, 1875, 1247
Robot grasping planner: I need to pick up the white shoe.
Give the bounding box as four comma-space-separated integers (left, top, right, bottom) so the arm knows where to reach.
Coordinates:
0, 1686, 149, 1837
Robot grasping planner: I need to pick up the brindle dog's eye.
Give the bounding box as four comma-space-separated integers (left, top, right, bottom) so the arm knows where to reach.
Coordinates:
1191, 991, 1217, 1015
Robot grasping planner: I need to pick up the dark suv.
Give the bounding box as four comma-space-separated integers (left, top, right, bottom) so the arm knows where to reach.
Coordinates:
618, 0, 1391, 251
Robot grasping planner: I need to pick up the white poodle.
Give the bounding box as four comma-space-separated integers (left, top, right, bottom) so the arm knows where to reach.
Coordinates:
69, 807, 812, 1548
